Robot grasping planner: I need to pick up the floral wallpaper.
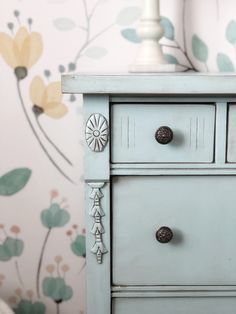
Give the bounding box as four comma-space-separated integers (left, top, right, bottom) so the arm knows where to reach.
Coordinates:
0, 0, 236, 313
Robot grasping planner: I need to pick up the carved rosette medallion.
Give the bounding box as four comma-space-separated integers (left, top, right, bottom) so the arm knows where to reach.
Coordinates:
88, 182, 107, 264
85, 113, 109, 152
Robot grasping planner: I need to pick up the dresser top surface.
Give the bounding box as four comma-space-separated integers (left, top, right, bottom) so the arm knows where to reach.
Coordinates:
62, 73, 236, 95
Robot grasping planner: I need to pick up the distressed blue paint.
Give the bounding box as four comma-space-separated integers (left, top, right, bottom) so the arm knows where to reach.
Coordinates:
62, 74, 236, 314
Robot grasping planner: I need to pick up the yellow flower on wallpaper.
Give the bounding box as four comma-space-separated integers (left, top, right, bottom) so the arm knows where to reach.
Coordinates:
0, 26, 43, 80
30, 76, 68, 119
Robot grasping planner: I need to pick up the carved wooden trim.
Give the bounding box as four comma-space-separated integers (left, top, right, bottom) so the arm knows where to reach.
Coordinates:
88, 182, 108, 264
85, 113, 109, 152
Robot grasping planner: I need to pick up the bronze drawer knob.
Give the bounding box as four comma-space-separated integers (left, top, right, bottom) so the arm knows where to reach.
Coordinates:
155, 126, 173, 144
156, 226, 173, 243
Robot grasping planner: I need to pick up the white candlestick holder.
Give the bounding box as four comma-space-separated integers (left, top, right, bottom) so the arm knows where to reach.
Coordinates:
130, 0, 186, 72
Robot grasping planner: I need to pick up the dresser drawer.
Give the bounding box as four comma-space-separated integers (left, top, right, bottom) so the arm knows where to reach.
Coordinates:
112, 176, 236, 285
113, 297, 236, 314
111, 104, 215, 163
227, 104, 236, 162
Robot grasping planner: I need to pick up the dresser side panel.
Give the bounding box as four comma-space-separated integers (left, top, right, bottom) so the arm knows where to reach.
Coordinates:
83, 94, 111, 314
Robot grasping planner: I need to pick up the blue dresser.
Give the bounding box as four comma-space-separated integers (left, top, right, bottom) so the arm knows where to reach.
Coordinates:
62, 74, 236, 314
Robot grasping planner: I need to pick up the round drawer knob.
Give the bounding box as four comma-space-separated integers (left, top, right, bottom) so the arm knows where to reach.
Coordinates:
155, 126, 173, 144
156, 226, 173, 243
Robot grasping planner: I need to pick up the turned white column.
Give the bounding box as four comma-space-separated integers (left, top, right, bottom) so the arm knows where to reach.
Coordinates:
130, 0, 185, 72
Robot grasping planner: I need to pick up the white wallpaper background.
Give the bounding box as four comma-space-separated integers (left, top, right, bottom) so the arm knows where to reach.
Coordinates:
0, 0, 236, 313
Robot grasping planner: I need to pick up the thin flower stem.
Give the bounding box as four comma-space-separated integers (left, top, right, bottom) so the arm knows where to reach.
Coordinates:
205, 62, 209, 72
36, 228, 51, 298
73, 41, 88, 63
56, 262, 61, 278
16, 80, 74, 183
161, 43, 181, 51
82, 0, 89, 21
73, 0, 90, 64
73, 0, 115, 64
182, 0, 187, 54
78, 260, 86, 275
181, 67, 192, 73
74, 23, 115, 63
161, 43, 195, 71
181, 0, 198, 71
56, 303, 60, 314
89, 0, 102, 20
88, 23, 115, 46
161, 43, 178, 49
161, 0, 195, 71
35, 116, 73, 166
174, 39, 197, 71
15, 260, 24, 287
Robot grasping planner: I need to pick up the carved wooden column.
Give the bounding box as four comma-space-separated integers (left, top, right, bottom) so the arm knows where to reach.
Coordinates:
88, 182, 108, 264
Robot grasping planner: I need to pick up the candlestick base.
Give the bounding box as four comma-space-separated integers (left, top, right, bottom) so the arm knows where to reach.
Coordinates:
129, 63, 187, 73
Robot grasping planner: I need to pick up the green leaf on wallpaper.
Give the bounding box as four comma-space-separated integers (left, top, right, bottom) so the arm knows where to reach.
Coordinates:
121, 28, 141, 43
116, 6, 142, 26
41, 203, 70, 228
14, 300, 46, 314
85, 46, 108, 59
192, 34, 208, 63
31, 302, 46, 314
217, 53, 235, 72
0, 168, 32, 196
4, 237, 24, 257
43, 277, 73, 302
53, 18, 76, 31
0, 237, 24, 261
226, 20, 236, 44
0, 245, 11, 261
71, 235, 86, 257
63, 285, 73, 301
160, 16, 175, 40
164, 54, 178, 64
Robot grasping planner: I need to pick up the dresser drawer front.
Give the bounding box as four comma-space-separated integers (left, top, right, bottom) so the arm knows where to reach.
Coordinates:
112, 176, 236, 285
228, 104, 236, 162
111, 104, 215, 163
113, 297, 236, 314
